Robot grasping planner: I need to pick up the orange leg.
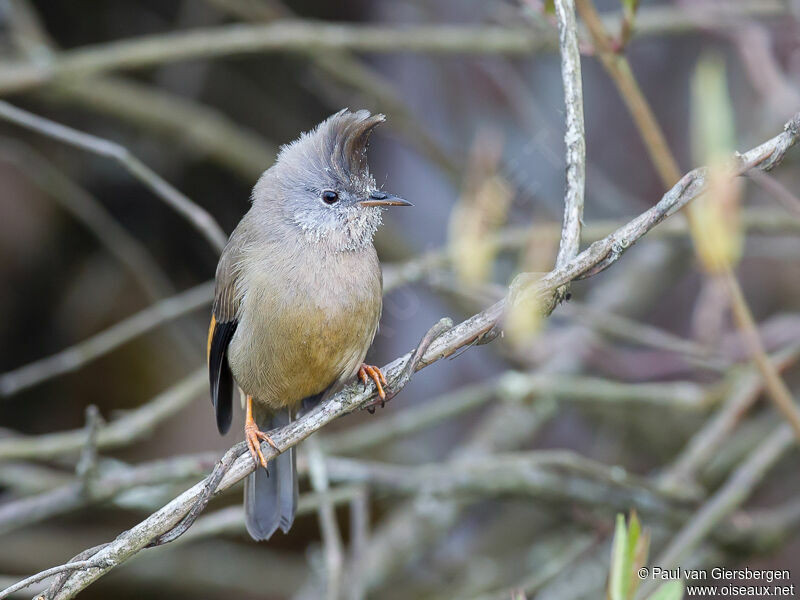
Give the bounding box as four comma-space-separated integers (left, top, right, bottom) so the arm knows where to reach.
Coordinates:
244, 395, 280, 470
359, 364, 388, 409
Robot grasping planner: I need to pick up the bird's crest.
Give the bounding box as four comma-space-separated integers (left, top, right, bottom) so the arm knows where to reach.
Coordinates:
275, 109, 385, 193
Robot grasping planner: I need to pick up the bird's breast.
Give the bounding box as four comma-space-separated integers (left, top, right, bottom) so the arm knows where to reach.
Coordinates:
227, 246, 382, 411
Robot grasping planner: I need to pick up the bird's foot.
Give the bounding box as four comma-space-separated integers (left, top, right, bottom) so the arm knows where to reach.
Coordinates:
245, 395, 280, 471
245, 420, 279, 470
359, 364, 388, 413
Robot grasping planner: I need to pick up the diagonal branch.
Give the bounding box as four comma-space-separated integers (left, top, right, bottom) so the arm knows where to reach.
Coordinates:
14, 113, 800, 600
0, 371, 206, 461
0, 101, 227, 252
0, 283, 213, 398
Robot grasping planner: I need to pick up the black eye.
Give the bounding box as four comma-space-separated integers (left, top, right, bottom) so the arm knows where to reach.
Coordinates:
321, 190, 339, 205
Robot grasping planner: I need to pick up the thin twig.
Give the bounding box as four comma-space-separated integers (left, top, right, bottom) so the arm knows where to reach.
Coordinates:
0, 370, 206, 460
382, 208, 800, 293
551, 0, 586, 302
641, 423, 797, 598
0, 452, 218, 535
0, 283, 212, 398
658, 344, 800, 491
0, 101, 227, 251
40, 545, 110, 600
0, 560, 101, 600
723, 271, 800, 437
0, 3, 787, 96
306, 438, 345, 600
3, 0, 276, 181
575, 0, 681, 187
373, 317, 453, 406
146, 444, 244, 547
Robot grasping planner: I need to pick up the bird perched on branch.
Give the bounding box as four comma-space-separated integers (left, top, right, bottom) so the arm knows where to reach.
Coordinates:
208, 109, 411, 540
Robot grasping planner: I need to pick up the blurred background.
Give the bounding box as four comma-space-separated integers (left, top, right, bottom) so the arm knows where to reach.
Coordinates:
0, 0, 799, 598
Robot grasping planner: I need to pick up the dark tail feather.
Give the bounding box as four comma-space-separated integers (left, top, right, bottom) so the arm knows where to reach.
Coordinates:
244, 408, 297, 541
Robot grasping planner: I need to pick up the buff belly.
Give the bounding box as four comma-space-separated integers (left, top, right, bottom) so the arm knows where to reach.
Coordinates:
227, 281, 379, 412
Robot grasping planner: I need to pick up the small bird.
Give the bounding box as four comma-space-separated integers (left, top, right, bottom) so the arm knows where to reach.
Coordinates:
207, 109, 410, 540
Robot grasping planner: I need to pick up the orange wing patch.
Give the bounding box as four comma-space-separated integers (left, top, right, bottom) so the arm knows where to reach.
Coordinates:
207, 314, 216, 366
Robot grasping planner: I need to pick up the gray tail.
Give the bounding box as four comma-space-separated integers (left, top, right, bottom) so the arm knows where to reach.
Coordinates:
244, 408, 298, 541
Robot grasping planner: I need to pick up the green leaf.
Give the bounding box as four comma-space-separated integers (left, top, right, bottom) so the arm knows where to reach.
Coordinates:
620, 0, 641, 19
544, 0, 555, 15
691, 53, 736, 164
627, 512, 649, 599
609, 514, 627, 600
608, 512, 650, 600
648, 581, 684, 600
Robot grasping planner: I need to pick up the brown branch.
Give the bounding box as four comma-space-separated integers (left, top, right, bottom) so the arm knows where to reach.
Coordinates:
575, 0, 680, 187
723, 272, 800, 437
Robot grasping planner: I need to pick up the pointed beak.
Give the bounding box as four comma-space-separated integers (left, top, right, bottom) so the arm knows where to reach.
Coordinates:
360, 191, 413, 208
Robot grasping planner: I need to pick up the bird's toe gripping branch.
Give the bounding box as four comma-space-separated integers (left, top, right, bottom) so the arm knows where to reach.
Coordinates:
361, 317, 454, 413
244, 395, 280, 471
359, 364, 388, 410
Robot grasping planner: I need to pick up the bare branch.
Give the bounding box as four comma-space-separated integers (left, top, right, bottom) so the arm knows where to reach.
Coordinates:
576, 0, 681, 187
382, 208, 800, 293
659, 345, 800, 492
13, 113, 800, 600
552, 0, 586, 302
0, 560, 100, 600
306, 438, 345, 600
323, 373, 711, 456
0, 141, 176, 301
0, 453, 217, 536
0, 283, 212, 398
0, 101, 227, 251
642, 422, 797, 597
0, 371, 206, 461
0, 3, 788, 96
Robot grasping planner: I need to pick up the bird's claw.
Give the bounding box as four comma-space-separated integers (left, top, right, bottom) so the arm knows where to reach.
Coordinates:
359, 364, 388, 412
244, 420, 279, 471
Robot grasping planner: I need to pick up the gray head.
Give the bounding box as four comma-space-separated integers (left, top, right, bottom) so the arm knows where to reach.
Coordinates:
253, 109, 410, 252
